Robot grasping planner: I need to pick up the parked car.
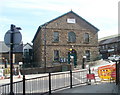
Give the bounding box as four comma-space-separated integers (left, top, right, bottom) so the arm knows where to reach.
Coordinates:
108, 55, 120, 61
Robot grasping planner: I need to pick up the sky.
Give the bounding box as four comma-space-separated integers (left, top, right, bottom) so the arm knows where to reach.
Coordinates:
0, 0, 119, 44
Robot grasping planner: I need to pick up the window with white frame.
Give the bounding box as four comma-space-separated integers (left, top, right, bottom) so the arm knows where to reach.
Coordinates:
53, 32, 59, 42
84, 33, 89, 43
85, 50, 90, 60
54, 50, 59, 61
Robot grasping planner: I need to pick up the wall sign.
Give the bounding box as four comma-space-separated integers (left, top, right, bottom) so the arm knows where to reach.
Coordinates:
67, 18, 76, 23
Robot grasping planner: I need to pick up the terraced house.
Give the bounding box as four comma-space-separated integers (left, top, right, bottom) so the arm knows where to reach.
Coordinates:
32, 11, 99, 67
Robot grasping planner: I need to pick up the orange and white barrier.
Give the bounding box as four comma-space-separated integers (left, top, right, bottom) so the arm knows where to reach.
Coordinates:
98, 63, 116, 80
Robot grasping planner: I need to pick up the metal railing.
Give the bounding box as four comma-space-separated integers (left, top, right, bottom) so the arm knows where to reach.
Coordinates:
25, 75, 49, 94
0, 80, 23, 94
0, 69, 88, 95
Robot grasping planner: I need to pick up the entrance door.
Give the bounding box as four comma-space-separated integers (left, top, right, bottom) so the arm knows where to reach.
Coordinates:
68, 49, 77, 67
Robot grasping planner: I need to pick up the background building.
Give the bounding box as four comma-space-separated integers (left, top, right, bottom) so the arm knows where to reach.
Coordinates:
99, 35, 120, 59
23, 43, 33, 68
0, 41, 23, 68
32, 11, 99, 67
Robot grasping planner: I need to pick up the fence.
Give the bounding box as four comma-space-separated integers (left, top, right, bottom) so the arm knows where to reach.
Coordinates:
116, 60, 120, 85
0, 69, 88, 95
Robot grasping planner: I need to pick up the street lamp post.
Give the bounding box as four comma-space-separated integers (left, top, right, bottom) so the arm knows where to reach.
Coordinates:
82, 56, 86, 69
9, 24, 22, 95
9, 24, 15, 95
44, 23, 47, 72
22, 57, 25, 95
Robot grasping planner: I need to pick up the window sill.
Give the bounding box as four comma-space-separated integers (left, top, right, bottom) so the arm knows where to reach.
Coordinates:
83, 42, 89, 44
52, 41, 59, 43
67, 41, 76, 43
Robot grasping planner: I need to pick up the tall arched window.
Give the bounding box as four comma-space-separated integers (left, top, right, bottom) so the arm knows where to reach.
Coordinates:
68, 32, 76, 42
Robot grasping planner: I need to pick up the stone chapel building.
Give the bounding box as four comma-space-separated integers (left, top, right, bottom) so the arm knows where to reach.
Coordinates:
32, 11, 99, 67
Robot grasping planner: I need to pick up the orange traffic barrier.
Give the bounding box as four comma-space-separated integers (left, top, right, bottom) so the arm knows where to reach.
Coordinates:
98, 63, 116, 81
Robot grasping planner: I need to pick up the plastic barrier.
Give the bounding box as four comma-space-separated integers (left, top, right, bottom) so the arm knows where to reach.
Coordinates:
98, 63, 116, 80
87, 74, 95, 80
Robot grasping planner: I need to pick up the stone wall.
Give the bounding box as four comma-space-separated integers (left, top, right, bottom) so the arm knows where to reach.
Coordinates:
21, 64, 71, 75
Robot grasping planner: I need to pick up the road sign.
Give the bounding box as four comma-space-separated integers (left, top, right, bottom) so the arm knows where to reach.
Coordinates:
4, 29, 22, 48
4, 24, 22, 94
87, 74, 95, 80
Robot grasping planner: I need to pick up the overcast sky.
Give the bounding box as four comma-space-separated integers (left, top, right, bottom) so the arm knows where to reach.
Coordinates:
0, 0, 119, 44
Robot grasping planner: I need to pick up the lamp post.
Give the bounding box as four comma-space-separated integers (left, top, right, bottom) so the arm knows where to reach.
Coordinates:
9, 25, 15, 95
44, 23, 47, 72
22, 57, 25, 95
82, 56, 86, 69
9, 24, 22, 95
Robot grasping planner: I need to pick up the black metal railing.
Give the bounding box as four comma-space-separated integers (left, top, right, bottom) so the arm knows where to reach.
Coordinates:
0, 69, 88, 95
0, 80, 23, 94
25, 74, 49, 94
72, 69, 87, 86
51, 71, 71, 91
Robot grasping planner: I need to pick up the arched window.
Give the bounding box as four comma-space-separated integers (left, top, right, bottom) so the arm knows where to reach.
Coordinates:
68, 32, 76, 42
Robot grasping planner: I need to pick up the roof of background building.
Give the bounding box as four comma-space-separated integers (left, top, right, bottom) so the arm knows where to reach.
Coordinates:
98, 34, 120, 41
23, 43, 32, 50
23, 43, 32, 48
99, 35, 120, 45
0, 41, 9, 53
0, 41, 23, 53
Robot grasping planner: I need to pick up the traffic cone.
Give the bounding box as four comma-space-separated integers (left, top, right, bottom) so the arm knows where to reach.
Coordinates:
0, 76, 4, 80
18, 75, 20, 78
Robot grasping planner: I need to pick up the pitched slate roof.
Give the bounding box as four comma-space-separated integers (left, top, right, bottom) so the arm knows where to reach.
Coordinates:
13, 44, 23, 53
32, 11, 99, 42
99, 36, 120, 45
0, 41, 9, 53
23, 43, 32, 48
0, 41, 23, 53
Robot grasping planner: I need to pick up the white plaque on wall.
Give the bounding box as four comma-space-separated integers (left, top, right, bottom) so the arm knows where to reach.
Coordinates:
67, 18, 76, 23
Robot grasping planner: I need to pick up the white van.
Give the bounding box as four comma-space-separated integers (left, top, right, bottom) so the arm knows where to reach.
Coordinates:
108, 55, 120, 61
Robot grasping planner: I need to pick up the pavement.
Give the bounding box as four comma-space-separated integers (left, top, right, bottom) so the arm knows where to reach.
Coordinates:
52, 82, 119, 95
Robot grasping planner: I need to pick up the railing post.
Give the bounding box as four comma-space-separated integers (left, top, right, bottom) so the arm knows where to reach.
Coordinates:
49, 73, 51, 94
116, 61, 119, 85
23, 75, 25, 95
88, 65, 91, 85
70, 70, 72, 88
118, 60, 120, 84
